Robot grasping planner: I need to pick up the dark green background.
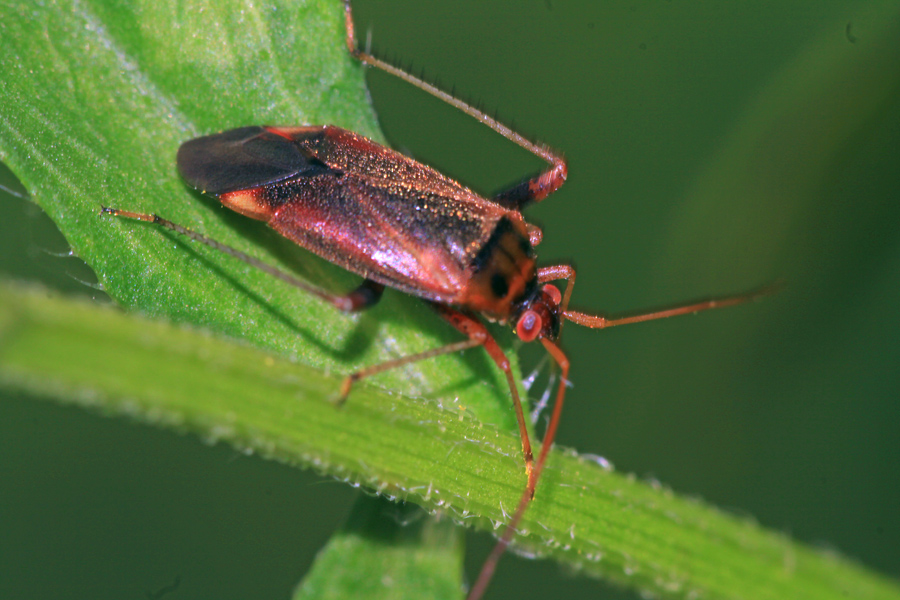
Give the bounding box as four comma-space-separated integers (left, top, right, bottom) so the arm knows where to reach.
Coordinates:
2, 1, 898, 598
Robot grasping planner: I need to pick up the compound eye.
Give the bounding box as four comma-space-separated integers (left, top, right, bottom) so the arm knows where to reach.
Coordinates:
516, 310, 543, 342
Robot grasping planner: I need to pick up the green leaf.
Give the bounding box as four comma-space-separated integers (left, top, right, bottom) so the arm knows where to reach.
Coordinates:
294, 496, 464, 600
2, 282, 899, 600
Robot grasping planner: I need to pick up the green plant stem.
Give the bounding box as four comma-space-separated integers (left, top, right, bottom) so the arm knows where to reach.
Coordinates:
2, 282, 898, 600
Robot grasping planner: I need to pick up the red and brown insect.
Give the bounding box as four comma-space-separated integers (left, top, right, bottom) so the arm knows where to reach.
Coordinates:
103, 2, 767, 598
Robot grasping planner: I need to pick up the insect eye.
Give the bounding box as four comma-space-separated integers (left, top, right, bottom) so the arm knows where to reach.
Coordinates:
543, 284, 562, 306
516, 310, 543, 342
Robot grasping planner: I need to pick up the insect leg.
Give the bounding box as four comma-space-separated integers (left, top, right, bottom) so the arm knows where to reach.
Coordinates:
343, 0, 567, 199
337, 334, 484, 403
343, 301, 536, 488
341, 304, 537, 490
340, 301, 539, 600
466, 337, 570, 600
491, 161, 568, 210
538, 263, 577, 325
101, 207, 384, 312
430, 304, 536, 491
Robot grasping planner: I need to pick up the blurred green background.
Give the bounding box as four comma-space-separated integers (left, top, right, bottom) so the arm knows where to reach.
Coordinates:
2, 1, 898, 599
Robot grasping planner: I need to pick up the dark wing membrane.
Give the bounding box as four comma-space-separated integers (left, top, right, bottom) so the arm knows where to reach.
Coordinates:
177, 126, 336, 196
262, 168, 509, 303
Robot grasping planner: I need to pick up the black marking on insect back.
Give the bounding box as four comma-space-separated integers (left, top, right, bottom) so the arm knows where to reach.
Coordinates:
518, 234, 532, 256
177, 126, 340, 197
471, 217, 516, 274
466, 216, 538, 319
491, 272, 510, 299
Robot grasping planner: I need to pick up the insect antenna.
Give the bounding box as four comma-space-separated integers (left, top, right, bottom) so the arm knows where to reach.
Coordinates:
563, 283, 780, 330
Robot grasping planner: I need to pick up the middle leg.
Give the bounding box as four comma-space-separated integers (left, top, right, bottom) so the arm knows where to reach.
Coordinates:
340, 302, 536, 489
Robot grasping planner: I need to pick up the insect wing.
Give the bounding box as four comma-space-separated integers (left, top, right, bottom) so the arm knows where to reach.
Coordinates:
179, 126, 518, 303
177, 126, 332, 197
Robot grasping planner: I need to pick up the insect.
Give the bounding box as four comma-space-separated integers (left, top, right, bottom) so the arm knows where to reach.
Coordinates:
103, 2, 768, 598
